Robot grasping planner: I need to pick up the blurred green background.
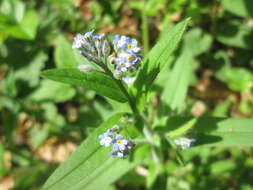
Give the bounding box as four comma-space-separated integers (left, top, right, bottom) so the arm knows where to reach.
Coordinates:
0, 0, 253, 189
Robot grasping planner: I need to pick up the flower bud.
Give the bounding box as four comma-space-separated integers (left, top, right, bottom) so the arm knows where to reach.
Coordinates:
102, 39, 111, 57
77, 64, 96, 73
72, 30, 111, 64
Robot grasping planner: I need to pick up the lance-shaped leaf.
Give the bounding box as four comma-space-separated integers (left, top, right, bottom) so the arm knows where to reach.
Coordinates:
41, 69, 128, 103
161, 51, 193, 114
165, 117, 253, 147
42, 113, 138, 190
131, 18, 190, 111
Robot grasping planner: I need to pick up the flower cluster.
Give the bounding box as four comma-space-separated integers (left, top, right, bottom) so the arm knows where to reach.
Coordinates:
72, 30, 110, 64
98, 126, 134, 158
174, 137, 195, 150
112, 35, 141, 74
72, 30, 141, 81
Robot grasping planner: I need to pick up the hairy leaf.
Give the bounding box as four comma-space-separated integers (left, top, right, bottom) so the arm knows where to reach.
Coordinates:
131, 19, 190, 111
42, 113, 137, 190
165, 117, 253, 147
161, 51, 193, 114
29, 79, 76, 103
54, 35, 78, 68
41, 69, 128, 103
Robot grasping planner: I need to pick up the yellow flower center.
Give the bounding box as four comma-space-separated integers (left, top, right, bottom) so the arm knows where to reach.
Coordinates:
127, 56, 134, 61
116, 140, 122, 144
127, 44, 132, 49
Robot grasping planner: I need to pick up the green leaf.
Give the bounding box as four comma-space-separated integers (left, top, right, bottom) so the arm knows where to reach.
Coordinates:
210, 160, 236, 176
103, 185, 118, 190
212, 100, 232, 117
0, 0, 25, 24
54, 35, 101, 70
54, 35, 79, 68
15, 51, 47, 87
222, 0, 253, 18
183, 28, 212, 56
29, 79, 76, 103
47, 0, 74, 5
166, 118, 197, 138
4, 9, 39, 40
41, 69, 128, 103
161, 51, 193, 113
131, 18, 190, 111
165, 117, 253, 147
215, 67, 253, 92
5, 70, 17, 97
28, 124, 50, 149
0, 143, 6, 177
217, 20, 253, 49
146, 162, 159, 188
42, 113, 136, 190
42, 103, 66, 132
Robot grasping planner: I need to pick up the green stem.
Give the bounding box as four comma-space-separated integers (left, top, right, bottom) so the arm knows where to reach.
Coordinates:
166, 138, 185, 166
102, 65, 138, 114
142, 115, 162, 164
101, 61, 162, 164
141, 2, 149, 55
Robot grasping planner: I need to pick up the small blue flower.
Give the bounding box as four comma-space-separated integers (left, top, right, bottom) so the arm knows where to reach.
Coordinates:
115, 53, 139, 72
93, 33, 105, 39
98, 129, 114, 147
72, 34, 84, 49
73, 30, 104, 49
112, 135, 128, 151
113, 35, 140, 53
115, 60, 130, 72
111, 148, 125, 158
113, 35, 120, 45
98, 127, 133, 158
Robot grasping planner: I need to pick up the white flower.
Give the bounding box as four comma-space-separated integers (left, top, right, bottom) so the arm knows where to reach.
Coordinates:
174, 137, 195, 150
99, 134, 112, 147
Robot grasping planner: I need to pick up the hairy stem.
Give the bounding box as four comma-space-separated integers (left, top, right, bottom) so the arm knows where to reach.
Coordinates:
102, 64, 138, 114
142, 117, 162, 164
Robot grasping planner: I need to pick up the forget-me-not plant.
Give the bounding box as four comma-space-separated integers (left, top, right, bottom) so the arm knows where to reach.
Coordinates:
98, 126, 134, 158
72, 30, 141, 82
72, 30, 141, 157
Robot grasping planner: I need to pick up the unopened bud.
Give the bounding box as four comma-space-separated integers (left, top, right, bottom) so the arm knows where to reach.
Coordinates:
77, 64, 96, 73
102, 39, 111, 57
